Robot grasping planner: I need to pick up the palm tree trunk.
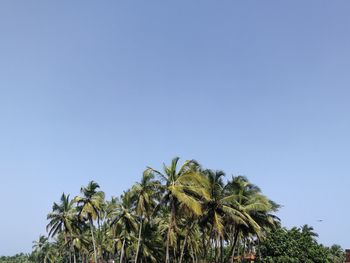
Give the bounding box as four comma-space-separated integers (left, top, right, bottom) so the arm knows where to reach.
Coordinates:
69, 233, 77, 263
215, 238, 219, 263
179, 233, 188, 263
201, 230, 207, 260
241, 238, 247, 261
89, 217, 98, 263
166, 202, 176, 263
220, 236, 224, 263
166, 224, 171, 263
206, 225, 215, 262
229, 229, 239, 263
190, 246, 195, 263
65, 235, 72, 263
71, 243, 77, 263
135, 217, 143, 263
120, 238, 126, 263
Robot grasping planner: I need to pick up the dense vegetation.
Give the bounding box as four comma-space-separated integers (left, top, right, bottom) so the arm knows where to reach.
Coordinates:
1, 158, 345, 262
257, 226, 345, 263
0, 254, 33, 263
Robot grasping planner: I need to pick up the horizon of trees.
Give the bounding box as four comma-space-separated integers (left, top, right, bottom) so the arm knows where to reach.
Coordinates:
1, 158, 345, 263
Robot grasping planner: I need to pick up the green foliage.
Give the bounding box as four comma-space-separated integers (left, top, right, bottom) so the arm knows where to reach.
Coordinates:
0, 254, 34, 263
257, 226, 345, 263
3, 158, 344, 263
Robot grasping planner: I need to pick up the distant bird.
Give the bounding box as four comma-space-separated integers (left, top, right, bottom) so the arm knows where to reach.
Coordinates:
316, 219, 323, 222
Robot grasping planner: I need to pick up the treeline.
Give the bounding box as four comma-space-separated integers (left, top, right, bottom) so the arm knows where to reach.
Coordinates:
16, 158, 345, 262
0, 254, 33, 263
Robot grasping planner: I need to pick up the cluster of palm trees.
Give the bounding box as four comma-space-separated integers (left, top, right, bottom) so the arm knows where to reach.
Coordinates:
33, 157, 279, 263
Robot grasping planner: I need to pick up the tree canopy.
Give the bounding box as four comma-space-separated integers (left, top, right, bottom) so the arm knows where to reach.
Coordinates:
1, 158, 345, 263
257, 225, 345, 263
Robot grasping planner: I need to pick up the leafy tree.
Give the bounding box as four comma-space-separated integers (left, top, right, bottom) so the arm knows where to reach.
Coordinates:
257, 225, 345, 263
74, 181, 105, 263
0, 253, 34, 263
129, 170, 160, 263
147, 157, 210, 263
46, 193, 76, 263
225, 176, 279, 262
110, 191, 138, 263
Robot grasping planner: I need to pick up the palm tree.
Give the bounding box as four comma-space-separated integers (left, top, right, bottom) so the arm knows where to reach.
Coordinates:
130, 170, 160, 263
177, 216, 200, 263
74, 181, 105, 263
37, 158, 283, 263
103, 196, 120, 261
32, 235, 50, 262
43, 244, 60, 263
224, 176, 278, 262
147, 157, 210, 263
301, 224, 318, 238
201, 170, 247, 263
129, 220, 164, 263
46, 193, 76, 263
110, 191, 138, 263
32, 235, 48, 253
69, 226, 92, 263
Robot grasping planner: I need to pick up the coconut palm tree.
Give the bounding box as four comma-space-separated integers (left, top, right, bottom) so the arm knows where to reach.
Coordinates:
301, 224, 318, 238
201, 170, 249, 263
224, 176, 278, 262
74, 181, 105, 263
32, 235, 50, 262
65, 227, 91, 263
46, 193, 76, 263
147, 157, 210, 263
130, 220, 164, 263
43, 244, 60, 263
110, 191, 138, 263
130, 170, 160, 263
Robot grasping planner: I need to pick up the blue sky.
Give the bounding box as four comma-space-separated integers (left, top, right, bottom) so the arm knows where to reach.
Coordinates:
1, 0, 350, 255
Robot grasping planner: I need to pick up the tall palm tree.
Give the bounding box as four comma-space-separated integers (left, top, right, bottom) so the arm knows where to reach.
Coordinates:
177, 216, 200, 263
224, 176, 278, 262
147, 157, 210, 263
110, 191, 138, 263
74, 181, 105, 263
47, 193, 76, 263
201, 170, 248, 263
102, 196, 121, 260
130, 170, 160, 263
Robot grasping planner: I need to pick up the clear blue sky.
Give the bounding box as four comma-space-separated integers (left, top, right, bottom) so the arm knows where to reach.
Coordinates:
1, 0, 350, 255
